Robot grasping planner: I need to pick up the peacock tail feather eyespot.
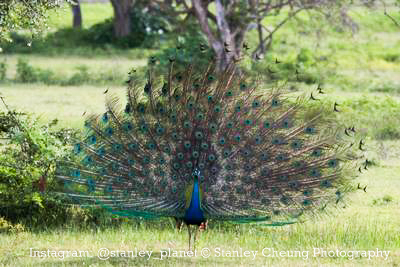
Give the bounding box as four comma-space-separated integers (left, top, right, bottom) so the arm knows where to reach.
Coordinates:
156, 125, 165, 135
260, 151, 269, 160
281, 118, 292, 128
223, 148, 231, 157
321, 180, 332, 189
187, 101, 195, 110
137, 103, 146, 113
174, 92, 181, 101
128, 142, 138, 151
122, 122, 133, 132
234, 133, 241, 142
196, 112, 204, 120
290, 139, 303, 150
328, 158, 339, 168
310, 168, 321, 177
209, 123, 218, 132
302, 199, 312, 206
271, 98, 280, 107
183, 120, 192, 128
192, 150, 199, 158
105, 127, 113, 137
74, 143, 82, 154
171, 132, 179, 140
186, 161, 193, 168
97, 147, 105, 156
240, 82, 247, 91
276, 153, 288, 161
195, 131, 204, 140
312, 148, 322, 157
124, 103, 132, 113
207, 95, 213, 102
234, 104, 242, 112
244, 119, 252, 126
147, 142, 156, 150
193, 82, 200, 90
175, 72, 183, 82
218, 136, 226, 145
252, 99, 261, 108
226, 121, 234, 128
142, 156, 151, 164
201, 142, 209, 150
305, 126, 317, 134
101, 112, 109, 123
112, 143, 122, 152
88, 135, 97, 145
208, 154, 216, 161
214, 105, 221, 113
288, 180, 299, 189
225, 90, 233, 97
184, 140, 191, 149
177, 152, 184, 160
263, 120, 272, 129
161, 83, 168, 96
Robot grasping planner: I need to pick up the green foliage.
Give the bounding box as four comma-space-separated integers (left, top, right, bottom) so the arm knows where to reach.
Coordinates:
0, 110, 79, 227
152, 21, 212, 72
15, 58, 38, 83
0, 217, 25, 233
341, 95, 400, 140
372, 194, 394, 205
0, 60, 6, 81
0, 0, 70, 41
13, 58, 127, 86
1, 5, 169, 53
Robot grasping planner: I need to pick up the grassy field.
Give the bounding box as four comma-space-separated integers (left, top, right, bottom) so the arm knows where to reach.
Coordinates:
1, 156, 399, 266
0, 2, 400, 267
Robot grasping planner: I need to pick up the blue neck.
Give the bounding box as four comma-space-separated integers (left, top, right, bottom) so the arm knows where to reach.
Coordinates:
184, 179, 205, 225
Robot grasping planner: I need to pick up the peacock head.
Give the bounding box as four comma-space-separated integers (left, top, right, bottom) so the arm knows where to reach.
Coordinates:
192, 168, 202, 183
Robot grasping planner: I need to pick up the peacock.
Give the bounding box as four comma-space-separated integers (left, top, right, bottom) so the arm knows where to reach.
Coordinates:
57, 45, 365, 250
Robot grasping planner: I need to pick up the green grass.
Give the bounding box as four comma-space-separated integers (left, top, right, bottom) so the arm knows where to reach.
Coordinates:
1, 157, 399, 266
0, 83, 126, 129
47, 2, 114, 30
0, 54, 147, 81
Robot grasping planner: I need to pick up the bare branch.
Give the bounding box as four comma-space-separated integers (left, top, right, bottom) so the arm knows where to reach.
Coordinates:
253, 8, 304, 55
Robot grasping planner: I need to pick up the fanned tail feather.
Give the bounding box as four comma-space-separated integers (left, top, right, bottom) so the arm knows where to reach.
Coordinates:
56, 48, 364, 224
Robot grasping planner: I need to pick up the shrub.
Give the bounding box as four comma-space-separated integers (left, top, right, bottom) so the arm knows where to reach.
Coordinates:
0, 110, 79, 228
0, 60, 7, 81
15, 58, 37, 83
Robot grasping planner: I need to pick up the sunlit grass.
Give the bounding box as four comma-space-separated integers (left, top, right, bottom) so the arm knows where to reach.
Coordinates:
47, 2, 114, 30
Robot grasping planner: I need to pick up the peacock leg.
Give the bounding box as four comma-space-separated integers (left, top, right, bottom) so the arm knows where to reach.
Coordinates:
193, 225, 200, 251
187, 224, 192, 251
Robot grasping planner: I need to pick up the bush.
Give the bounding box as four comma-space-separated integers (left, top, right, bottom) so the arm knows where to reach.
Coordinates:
341, 95, 400, 140
0, 217, 25, 234
0, 60, 7, 81
15, 58, 37, 83
0, 111, 79, 228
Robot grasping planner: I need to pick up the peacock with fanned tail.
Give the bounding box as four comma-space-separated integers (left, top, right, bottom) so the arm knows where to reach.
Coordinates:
57, 46, 366, 250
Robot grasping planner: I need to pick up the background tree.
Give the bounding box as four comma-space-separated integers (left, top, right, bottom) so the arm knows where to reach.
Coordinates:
71, 0, 82, 29
109, 0, 136, 37
0, 0, 71, 41
153, 0, 375, 70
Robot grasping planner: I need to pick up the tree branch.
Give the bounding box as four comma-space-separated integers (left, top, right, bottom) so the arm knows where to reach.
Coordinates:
253, 8, 304, 55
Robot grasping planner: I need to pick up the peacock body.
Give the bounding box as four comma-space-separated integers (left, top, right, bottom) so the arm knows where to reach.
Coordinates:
57, 48, 364, 248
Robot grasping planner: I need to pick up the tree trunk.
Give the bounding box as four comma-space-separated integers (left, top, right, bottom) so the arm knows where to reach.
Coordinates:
71, 0, 82, 28
192, 0, 247, 71
110, 0, 135, 38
